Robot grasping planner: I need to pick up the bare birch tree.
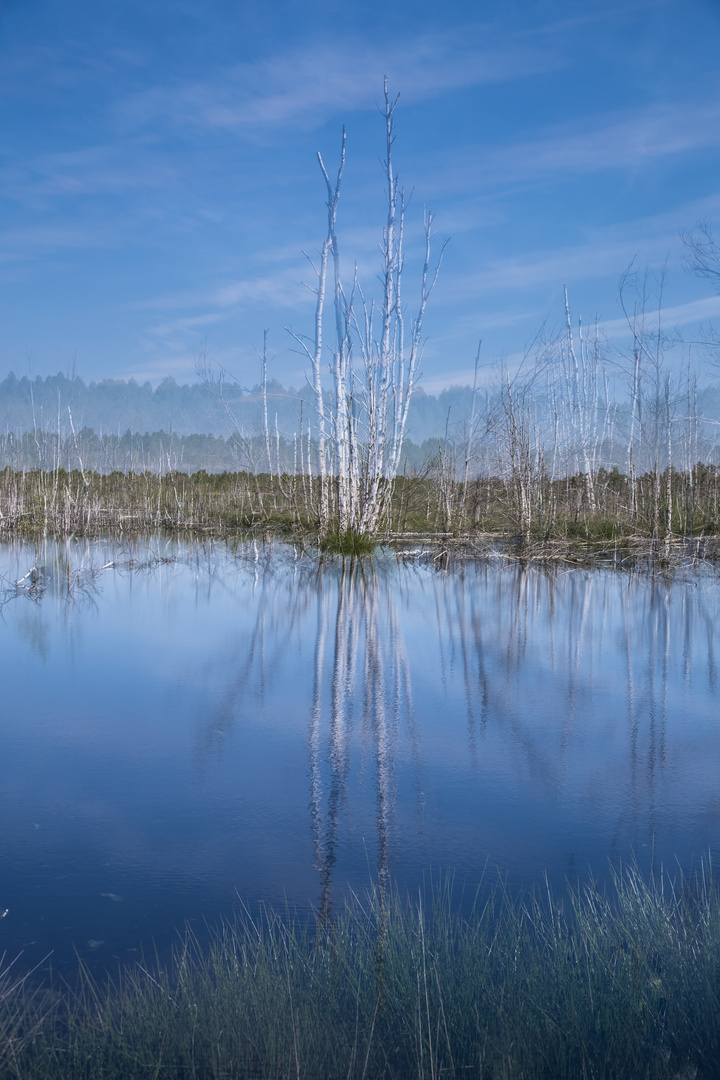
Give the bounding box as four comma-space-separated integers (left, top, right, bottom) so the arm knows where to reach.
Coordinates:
289, 78, 447, 538
683, 220, 720, 291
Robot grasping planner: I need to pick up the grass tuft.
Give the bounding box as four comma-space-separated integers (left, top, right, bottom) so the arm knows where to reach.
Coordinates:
320, 528, 378, 556
2, 862, 720, 1078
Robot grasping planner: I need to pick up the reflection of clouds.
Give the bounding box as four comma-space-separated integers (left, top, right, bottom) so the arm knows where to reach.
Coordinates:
194, 559, 317, 762
14, 610, 51, 662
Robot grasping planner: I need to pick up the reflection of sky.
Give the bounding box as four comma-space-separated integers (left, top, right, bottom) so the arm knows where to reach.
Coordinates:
1, 539, 719, 972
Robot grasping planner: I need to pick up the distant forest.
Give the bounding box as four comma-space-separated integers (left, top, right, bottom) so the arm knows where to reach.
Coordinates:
0, 370, 483, 474
0, 370, 479, 444
2, 367, 720, 478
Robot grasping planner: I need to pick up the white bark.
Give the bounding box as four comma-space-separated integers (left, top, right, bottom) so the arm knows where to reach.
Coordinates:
296, 78, 446, 536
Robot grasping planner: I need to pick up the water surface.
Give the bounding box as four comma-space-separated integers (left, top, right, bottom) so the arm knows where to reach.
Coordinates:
1, 537, 718, 971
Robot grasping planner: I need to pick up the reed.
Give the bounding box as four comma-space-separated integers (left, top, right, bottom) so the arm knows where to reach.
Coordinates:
2, 862, 719, 1079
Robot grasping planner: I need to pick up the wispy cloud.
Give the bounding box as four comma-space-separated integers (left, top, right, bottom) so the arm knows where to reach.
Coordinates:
132, 265, 311, 317
145, 312, 225, 340
421, 97, 720, 202
0, 144, 177, 211
599, 295, 720, 339
508, 102, 720, 176
118, 23, 566, 134
212, 271, 309, 310
435, 195, 720, 302
0, 223, 118, 261
438, 238, 641, 300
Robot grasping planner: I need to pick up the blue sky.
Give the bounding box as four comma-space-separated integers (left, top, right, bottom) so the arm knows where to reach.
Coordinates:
2, 0, 720, 391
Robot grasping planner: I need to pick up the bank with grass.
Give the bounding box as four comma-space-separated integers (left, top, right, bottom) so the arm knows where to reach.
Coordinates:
2, 865, 719, 1079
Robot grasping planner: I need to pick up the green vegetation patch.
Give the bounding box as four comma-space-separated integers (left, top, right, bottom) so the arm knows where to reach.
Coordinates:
320, 528, 378, 556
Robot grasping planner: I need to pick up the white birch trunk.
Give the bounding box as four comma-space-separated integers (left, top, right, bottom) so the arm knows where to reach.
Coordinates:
293, 79, 446, 537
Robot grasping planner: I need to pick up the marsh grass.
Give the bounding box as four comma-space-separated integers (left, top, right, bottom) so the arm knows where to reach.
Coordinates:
320, 529, 378, 556
3, 863, 719, 1079
3, 465, 720, 560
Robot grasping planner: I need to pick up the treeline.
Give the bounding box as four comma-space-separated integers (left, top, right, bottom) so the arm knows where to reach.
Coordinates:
3, 365, 720, 490
0, 370, 482, 444
0, 370, 288, 438
0, 426, 436, 476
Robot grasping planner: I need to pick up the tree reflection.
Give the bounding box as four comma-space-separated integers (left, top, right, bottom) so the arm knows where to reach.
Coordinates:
308, 557, 417, 919
187, 547, 720, 908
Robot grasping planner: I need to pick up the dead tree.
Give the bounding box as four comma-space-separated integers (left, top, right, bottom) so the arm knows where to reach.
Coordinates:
289, 79, 447, 537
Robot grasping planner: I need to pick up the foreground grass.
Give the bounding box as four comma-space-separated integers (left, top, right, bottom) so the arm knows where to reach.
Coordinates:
3, 865, 719, 1079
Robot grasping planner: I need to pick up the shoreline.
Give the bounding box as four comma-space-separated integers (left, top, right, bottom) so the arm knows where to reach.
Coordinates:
2, 863, 718, 1079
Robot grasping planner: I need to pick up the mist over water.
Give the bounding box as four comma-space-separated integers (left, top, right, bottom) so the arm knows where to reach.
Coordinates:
1, 538, 718, 973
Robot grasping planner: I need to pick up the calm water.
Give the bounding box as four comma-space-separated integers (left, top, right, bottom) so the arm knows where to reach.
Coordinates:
1, 537, 719, 972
